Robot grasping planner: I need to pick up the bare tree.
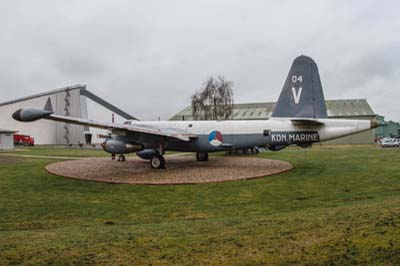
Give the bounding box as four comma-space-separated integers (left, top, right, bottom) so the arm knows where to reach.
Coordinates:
191, 76, 234, 120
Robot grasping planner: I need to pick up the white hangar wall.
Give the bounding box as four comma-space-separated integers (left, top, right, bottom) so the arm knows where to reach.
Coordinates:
0, 86, 86, 145
0, 95, 56, 144
0, 84, 138, 145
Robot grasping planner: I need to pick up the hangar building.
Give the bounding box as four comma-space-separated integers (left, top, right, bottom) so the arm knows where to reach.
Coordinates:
170, 99, 377, 144
375, 115, 400, 138
0, 85, 136, 145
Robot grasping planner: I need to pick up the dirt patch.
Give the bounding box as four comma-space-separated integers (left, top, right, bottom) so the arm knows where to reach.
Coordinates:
0, 156, 22, 164
45, 155, 292, 185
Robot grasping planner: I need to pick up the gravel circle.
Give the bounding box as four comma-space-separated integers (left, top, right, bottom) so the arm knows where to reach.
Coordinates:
45, 155, 293, 185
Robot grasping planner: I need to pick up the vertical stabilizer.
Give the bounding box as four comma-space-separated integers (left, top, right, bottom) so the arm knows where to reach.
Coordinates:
272, 55, 327, 118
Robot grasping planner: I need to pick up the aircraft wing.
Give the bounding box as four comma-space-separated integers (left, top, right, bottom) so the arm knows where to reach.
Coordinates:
12, 108, 196, 141
291, 118, 324, 126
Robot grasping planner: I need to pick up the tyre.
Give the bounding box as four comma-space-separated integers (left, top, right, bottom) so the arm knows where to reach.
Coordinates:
150, 154, 165, 169
196, 152, 209, 161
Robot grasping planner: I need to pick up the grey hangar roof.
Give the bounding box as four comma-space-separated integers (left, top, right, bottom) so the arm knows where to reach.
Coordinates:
169, 99, 375, 121
0, 84, 137, 120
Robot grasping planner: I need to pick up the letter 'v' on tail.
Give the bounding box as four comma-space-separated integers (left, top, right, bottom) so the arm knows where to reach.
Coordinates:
271, 55, 328, 118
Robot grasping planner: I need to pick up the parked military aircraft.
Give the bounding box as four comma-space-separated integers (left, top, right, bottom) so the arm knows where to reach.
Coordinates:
12, 55, 380, 168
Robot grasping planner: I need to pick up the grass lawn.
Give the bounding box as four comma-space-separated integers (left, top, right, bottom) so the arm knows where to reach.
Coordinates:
0, 144, 399, 265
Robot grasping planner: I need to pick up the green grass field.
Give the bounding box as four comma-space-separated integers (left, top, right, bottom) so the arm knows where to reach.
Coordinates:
0, 145, 399, 265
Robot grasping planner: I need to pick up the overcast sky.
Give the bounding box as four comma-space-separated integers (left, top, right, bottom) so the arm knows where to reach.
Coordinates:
1, 0, 399, 121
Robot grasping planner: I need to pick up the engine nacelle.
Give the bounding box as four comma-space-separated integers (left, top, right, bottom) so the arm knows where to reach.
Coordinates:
136, 149, 157, 160
102, 140, 143, 154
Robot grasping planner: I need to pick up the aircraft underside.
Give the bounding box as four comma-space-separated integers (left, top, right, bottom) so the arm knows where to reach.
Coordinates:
101, 130, 319, 168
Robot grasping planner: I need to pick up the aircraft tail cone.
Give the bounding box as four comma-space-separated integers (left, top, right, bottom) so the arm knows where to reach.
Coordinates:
370, 119, 381, 129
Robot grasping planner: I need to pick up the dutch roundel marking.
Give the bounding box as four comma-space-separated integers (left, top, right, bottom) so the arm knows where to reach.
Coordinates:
208, 130, 223, 146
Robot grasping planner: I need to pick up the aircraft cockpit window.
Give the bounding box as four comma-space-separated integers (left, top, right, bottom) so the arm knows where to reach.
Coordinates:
123, 120, 132, 125
263, 130, 271, 137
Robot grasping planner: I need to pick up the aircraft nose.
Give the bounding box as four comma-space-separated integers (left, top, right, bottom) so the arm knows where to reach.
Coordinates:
370, 119, 381, 129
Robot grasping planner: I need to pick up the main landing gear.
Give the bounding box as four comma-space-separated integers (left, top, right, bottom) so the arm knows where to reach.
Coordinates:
196, 152, 209, 161
150, 154, 165, 169
150, 144, 166, 169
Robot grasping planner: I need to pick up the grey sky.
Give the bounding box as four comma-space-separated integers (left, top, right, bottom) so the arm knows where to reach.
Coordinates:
1, 0, 399, 121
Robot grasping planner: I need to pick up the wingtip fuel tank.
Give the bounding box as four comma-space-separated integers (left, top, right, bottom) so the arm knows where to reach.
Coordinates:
12, 108, 53, 122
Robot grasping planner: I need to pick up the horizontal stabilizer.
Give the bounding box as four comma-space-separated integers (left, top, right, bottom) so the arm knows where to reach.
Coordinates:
291, 119, 324, 126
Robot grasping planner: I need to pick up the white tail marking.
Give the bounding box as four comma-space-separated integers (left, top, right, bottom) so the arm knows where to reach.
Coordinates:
292, 87, 302, 104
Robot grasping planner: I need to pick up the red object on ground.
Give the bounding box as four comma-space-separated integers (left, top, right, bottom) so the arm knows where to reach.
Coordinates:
14, 134, 34, 146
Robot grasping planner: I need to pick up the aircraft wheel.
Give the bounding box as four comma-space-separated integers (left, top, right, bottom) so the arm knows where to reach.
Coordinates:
150, 154, 165, 169
196, 152, 209, 161
118, 154, 126, 161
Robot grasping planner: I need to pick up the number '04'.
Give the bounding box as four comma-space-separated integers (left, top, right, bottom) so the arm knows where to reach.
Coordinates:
291, 75, 302, 83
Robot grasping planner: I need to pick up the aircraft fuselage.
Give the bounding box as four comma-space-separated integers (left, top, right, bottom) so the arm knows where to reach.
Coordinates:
117, 118, 373, 152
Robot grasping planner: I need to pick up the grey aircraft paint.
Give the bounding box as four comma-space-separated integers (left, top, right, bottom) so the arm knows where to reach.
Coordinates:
116, 129, 319, 153
12, 107, 53, 122
272, 55, 328, 118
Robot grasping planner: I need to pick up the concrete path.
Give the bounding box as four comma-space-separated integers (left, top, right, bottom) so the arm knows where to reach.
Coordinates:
0, 153, 86, 160
0, 152, 188, 160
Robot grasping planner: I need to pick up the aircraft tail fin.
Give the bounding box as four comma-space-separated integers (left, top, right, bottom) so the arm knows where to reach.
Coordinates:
271, 55, 328, 118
